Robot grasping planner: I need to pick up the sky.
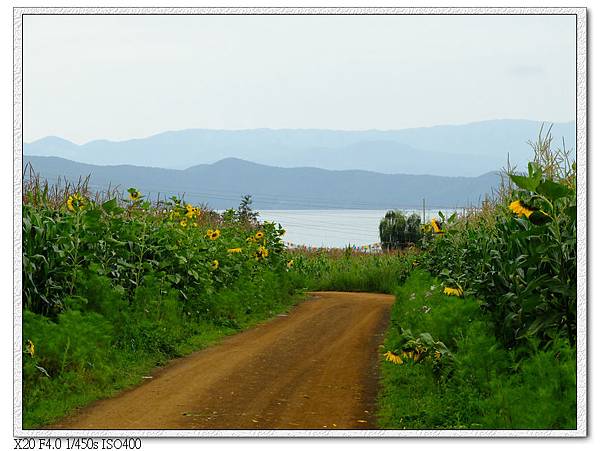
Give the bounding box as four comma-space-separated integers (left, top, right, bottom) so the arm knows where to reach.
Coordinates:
23, 14, 576, 144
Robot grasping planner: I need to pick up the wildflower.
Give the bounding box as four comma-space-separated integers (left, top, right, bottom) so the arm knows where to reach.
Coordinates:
255, 231, 265, 240
128, 188, 141, 202
443, 286, 463, 297
210, 260, 219, 270
434, 351, 442, 361
25, 339, 35, 357
509, 200, 534, 219
209, 229, 221, 240
206, 229, 213, 238
246, 236, 256, 243
180, 219, 188, 228
66, 193, 85, 212
287, 260, 294, 269
430, 219, 443, 234
227, 248, 242, 253
384, 351, 403, 365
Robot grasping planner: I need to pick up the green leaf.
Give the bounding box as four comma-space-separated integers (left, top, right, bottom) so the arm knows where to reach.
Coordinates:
102, 198, 118, 212
528, 162, 542, 180
509, 174, 540, 192
536, 180, 572, 200
528, 210, 552, 226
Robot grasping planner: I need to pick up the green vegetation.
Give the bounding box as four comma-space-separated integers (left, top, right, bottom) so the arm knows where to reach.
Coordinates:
22, 129, 577, 430
22, 179, 302, 428
378, 130, 577, 429
378, 271, 576, 429
290, 248, 417, 294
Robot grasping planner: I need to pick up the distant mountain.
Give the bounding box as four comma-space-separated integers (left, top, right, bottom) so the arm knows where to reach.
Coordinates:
24, 156, 500, 210
23, 120, 575, 177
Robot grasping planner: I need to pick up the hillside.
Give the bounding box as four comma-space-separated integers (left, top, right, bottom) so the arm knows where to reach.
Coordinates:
24, 156, 500, 210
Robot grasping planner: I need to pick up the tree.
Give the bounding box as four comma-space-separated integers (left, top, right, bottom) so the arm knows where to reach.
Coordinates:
235, 194, 259, 225
379, 210, 421, 250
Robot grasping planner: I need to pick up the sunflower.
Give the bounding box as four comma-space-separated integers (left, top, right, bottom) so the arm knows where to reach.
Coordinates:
255, 246, 269, 260
209, 229, 221, 240
185, 204, 195, 219
287, 260, 294, 269
434, 351, 442, 361
25, 339, 35, 357
180, 219, 188, 228
128, 188, 141, 202
430, 219, 443, 234
255, 231, 265, 240
246, 236, 256, 243
227, 247, 242, 253
443, 286, 463, 297
509, 200, 534, 219
384, 351, 403, 365
210, 259, 219, 270
66, 193, 85, 212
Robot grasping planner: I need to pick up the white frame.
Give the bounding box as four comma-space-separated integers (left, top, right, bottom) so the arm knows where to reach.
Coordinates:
13, 7, 587, 438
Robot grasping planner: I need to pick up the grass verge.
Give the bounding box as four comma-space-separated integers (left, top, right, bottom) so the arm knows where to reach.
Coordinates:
377, 270, 576, 429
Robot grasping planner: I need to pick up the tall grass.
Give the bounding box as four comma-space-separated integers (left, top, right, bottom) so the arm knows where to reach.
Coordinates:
291, 248, 418, 294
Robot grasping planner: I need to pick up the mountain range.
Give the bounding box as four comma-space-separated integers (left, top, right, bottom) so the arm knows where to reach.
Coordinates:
24, 120, 575, 177
24, 156, 500, 210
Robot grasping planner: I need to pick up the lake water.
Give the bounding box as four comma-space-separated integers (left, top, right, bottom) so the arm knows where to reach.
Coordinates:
258, 209, 459, 248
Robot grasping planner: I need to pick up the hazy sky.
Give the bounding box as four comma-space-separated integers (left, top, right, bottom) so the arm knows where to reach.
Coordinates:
23, 14, 576, 143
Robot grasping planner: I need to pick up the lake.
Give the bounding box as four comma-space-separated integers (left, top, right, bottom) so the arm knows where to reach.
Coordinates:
258, 209, 459, 249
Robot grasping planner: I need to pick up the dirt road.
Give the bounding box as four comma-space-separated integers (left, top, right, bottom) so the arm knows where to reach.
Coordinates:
51, 291, 394, 430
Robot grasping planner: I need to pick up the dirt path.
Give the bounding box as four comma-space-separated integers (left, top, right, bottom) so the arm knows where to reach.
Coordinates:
51, 291, 394, 430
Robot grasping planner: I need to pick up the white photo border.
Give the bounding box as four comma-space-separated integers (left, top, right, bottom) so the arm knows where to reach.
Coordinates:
13, 6, 588, 438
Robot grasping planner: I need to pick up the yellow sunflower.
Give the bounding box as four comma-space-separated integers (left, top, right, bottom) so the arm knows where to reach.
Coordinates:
227, 247, 242, 253
25, 339, 35, 357
509, 200, 534, 219
128, 188, 141, 201
255, 246, 269, 260
384, 351, 403, 365
255, 231, 265, 240
180, 219, 188, 228
66, 193, 85, 212
209, 229, 221, 240
287, 260, 294, 269
430, 219, 443, 234
443, 286, 463, 297
185, 204, 195, 219
210, 259, 219, 270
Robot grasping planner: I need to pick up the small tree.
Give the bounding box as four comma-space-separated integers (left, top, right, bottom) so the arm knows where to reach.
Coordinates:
379, 210, 421, 250
235, 194, 259, 226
